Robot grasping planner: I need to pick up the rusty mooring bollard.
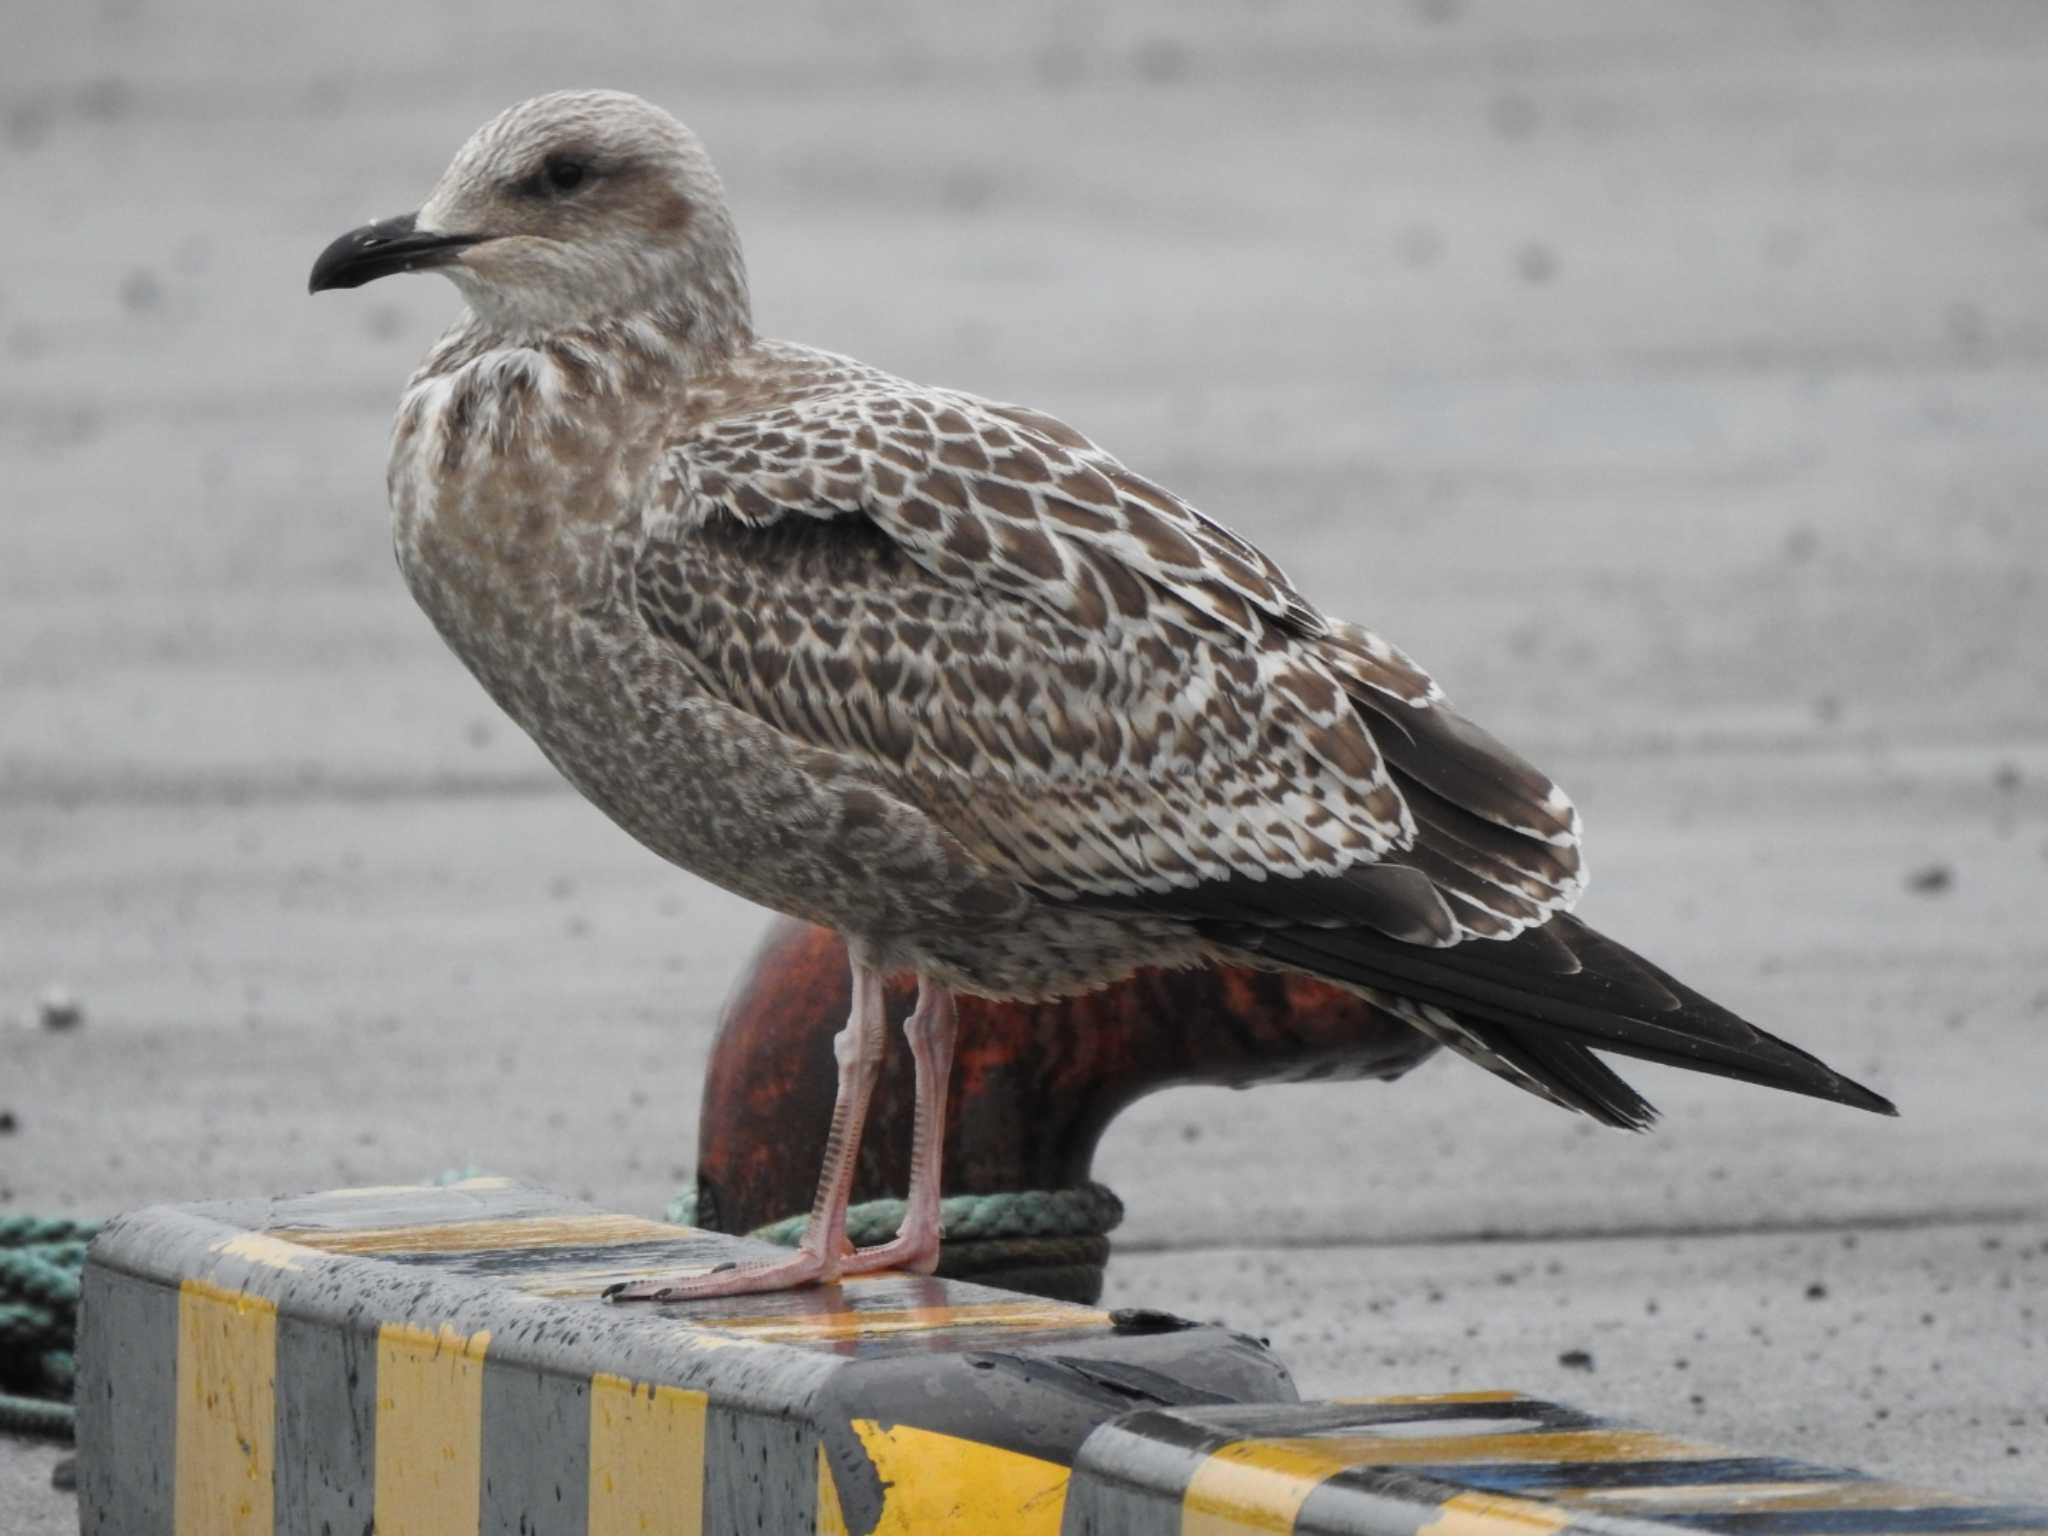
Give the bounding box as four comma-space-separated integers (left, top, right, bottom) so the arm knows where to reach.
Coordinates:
689, 917, 1438, 1295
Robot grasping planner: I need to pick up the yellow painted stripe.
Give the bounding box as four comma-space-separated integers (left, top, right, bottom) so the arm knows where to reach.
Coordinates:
1184, 1437, 1364, 1534
517, 1267, 944, 1299
174, 1278, 277, 1536
705, 1300, 1109, 1343
1181, 1429, 1703, 1535
850, 1419, 1069, 1534
1567, 1481, 1862, 1512
1418, 1491, 1575, 1536
1249, 1427, 1706, 1468
1570, 1481, 1983, 1514
272, 1213, 687, 1256
210, 1233, 316, 1273
588, 1372, 708, 1535
322, 1176, 516, 1198
1715, 1482, 1980, 1514
372, 1321, 491, 1535
817, 1444, 851, 1536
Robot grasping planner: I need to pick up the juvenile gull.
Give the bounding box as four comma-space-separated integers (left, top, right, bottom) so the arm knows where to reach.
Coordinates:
309, 91, 1894, 1300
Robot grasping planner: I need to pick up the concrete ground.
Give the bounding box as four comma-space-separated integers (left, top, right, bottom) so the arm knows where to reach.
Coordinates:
5, 1, 2048, 1527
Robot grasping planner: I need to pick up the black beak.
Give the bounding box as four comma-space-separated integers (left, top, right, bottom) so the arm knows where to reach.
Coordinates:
307, 212, 483, 294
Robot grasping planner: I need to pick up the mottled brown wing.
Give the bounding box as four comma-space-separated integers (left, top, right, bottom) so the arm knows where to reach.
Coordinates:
635, 373, 1579, 940
1315, 618, 1584, 938
631, 496, 1414, 915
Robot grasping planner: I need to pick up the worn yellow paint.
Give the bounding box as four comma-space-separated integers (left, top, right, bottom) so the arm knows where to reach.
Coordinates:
273, 1212, 687, 1256
1572, 1480, 1979, 1515
817, 1445, 851, 1536
1417, 1492, 1575, 1536
1732, 1481, 1984, 1513
707, 1300, 1109, 1344
1226, 1427, 1704, 1470
1567, 1480, 1857, 1512
372, 1321, 491, 1535
586, 1372, 708, 1534
174, 1278, 277, 1536
1183, 1438, 1372, 1534
210, 1233, 315, 1273
850, 1418, 1069, 1534
1181, 1428, 1701, 1535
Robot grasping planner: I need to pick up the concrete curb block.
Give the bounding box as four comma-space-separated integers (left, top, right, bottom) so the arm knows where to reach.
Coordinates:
1063, 1393, 2048, 1535
74, 1178, 1290, 1533
74, 1180, 2048, 1534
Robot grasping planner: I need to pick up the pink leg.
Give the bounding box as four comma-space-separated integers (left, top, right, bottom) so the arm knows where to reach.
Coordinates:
840, 977, 957, 1276
606, 960, 889, 1302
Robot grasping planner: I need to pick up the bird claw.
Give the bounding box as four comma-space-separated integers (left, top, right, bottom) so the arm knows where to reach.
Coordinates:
601, 1224, 942, 1302
836, 1227, 942, 1278
603, 1249, 837, 1302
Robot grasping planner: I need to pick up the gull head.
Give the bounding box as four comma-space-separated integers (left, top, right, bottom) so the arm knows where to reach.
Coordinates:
309, 90, 750, 344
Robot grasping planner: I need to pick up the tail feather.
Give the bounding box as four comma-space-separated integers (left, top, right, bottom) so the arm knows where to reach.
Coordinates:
1397, 998, 1658, 1130
1213, 912, 1896, 1122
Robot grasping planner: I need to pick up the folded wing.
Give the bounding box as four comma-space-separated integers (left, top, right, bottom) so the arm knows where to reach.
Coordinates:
620, 363, 1896, 1129
636, 364, 1581, 952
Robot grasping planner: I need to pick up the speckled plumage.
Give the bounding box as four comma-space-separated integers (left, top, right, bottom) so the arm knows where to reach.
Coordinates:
385, 306, 1590, 986
315, 90, 1891, 1296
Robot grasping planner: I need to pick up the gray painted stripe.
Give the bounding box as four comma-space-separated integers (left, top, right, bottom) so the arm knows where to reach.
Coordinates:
1057, 1474, 1184, 1536
1063, 1415, 1214, 1536
75, 1265, 178, 1536
274, 1313, 377, 1535
480, 1354, 591, 1536
704, 1404, 815, 1536
1295, 1475, 1454, 1536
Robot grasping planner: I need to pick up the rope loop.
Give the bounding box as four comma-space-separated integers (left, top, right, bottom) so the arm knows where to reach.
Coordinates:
666, 1181, 1123, 1248
0, 1218, 98, 1442
0, 1216, 98, 1249
665, 1181, 1124, 1303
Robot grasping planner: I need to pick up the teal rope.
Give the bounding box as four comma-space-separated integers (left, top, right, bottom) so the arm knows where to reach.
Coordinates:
665, 1181, 1123, 1248
0, 1393, 73, 1440
0, 1217, 99, 1247
0, 1217, 99, 1442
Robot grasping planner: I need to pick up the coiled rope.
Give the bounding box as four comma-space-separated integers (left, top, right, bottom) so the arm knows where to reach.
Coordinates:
665, 1181, 1124, 1304
0, 1215, 97, 1441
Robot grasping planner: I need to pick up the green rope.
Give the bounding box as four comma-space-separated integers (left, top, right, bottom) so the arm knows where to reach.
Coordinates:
0, 1393, 74, 1440
665, 1181, 1124, 1300
0, 1217, 99, 1443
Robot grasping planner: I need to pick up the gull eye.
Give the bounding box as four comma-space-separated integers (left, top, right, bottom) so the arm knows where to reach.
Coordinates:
544, 157, 589, 194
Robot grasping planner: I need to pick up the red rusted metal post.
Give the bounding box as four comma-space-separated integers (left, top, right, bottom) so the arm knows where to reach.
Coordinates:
691, 917, 1438, 1239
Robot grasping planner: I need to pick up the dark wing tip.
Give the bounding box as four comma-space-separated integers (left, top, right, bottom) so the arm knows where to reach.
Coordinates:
1822, 1076, 1900, 1118
1213, 911, 1901, 1122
